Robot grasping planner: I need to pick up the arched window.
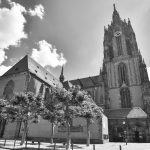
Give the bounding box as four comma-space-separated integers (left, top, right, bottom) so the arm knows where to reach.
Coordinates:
3, 80, 15, 100
109, 46, 114, 60
39, 83, 44, 95
118, 63, 128, 86
44, 88, 52, 102
116, 36, 123, 56
120, 87, 131, 108
126, 39, 132, 56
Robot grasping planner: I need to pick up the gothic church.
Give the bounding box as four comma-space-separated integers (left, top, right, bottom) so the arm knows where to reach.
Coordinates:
64, 4, 150, 142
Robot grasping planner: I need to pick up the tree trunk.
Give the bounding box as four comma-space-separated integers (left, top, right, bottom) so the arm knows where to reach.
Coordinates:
66, 121, 71, 150
86, 118, 90, 146
50, 122, 55, 144
20, 120, 28, 145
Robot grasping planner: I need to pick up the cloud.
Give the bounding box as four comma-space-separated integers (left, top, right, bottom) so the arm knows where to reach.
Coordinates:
0, 65, 11, 76
0, 2, 27, 51
0, 1, 45, 52
31, 40, 67, 68
0, 49, 7, 65
0, 0, 45, 76
28, 4, 45, 19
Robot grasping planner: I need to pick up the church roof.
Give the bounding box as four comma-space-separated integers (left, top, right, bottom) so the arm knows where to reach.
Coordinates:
2, 55, 62, 88
65, 75, 103, 89
2, 55, 29, 76
63, 80, 73, 89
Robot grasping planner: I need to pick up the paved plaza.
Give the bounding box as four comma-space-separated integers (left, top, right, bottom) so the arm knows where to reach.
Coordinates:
0, 140, 150, 150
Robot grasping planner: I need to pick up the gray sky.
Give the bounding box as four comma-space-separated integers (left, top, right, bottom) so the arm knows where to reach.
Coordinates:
0, 0, 150, 80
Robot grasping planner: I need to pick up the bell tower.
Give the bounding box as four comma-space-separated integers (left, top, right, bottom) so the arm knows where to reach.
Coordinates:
102, 4, 149, 109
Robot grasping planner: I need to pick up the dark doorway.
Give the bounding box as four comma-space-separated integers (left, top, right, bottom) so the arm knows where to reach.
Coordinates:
0, 119, 6, 137
135, 131, 139, 142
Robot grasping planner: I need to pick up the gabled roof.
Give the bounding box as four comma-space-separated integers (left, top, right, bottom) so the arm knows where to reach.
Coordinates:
2, 55, 28, 76
104, 107, 147, 119
127, 107, 147, 119
66, 75, 103, 89
2, 55, 62, 88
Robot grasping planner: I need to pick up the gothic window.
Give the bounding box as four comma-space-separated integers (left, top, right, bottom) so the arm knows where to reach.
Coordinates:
126, 39, 132, 56
44, 87, 52, 102
3, 80, 15, 100
109, 46, 114, 60
116, 36, 123, 56
39, 83, 44, 95
120, 87, 131, 108
118, 63, 128, 86
45, 88, 50, 101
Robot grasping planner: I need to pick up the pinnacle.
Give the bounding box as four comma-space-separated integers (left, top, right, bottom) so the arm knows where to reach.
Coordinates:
113, 4, 116, 11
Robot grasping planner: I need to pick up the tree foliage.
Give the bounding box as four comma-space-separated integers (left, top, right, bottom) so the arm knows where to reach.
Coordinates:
4, 92, 44, 123
53, 85, 103, 149
0, 85, 103, 149
2, 92, 44, 145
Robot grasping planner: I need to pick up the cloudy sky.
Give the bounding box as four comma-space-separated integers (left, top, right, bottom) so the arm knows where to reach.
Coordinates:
0, 0, 150, 80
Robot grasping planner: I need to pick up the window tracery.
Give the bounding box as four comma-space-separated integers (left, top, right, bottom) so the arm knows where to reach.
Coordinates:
3, 80, 15, 100
118, 63, 128, 86
116, 35, 123, 56
120, 87, 131, 108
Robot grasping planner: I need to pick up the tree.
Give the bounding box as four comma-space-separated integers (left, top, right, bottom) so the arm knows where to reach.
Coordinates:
54, 87, 73, 150
5, 92, 44, 145
67, 86, 103, 146
0, 99, 8, 115
54, 85, 103, 149
42, 100, 63, 144
78, 100, 103, 146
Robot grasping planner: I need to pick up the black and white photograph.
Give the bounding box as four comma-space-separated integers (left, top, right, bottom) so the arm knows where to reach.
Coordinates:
0, 0, 150, 150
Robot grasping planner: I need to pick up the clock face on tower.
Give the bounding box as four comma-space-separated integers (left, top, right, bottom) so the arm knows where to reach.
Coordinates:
114, 31, 122, 37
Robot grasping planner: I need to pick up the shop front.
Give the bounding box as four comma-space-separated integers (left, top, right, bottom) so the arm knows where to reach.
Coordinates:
105, 107, 149, 142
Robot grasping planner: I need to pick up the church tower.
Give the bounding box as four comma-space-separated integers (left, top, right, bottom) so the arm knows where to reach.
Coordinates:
102, 4, 149, 109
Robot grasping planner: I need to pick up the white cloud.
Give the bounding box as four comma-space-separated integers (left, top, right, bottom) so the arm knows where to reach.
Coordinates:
0, 1, 45, 53
0, 65, 11, 76
28, 4, 45, 19
0, 0, 45, 75
31, 40, 67, 68
0, 49, 7, 65
0, 2, 27, 50
0, 0, 28, 76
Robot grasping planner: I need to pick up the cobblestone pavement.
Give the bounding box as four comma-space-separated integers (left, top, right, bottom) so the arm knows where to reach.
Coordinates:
0, 140, 150, 150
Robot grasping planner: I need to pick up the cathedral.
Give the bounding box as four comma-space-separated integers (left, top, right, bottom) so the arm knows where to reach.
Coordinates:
0, 4, 150, 143
64, 4, 150, 142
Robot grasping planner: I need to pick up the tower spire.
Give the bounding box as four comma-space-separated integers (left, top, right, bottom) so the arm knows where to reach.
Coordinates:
112, 4, 120, 25
59, 66, 64, 83
113, 4, 116, 11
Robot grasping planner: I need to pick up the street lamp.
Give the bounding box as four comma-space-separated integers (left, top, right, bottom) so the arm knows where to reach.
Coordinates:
123, 120, 127, 145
